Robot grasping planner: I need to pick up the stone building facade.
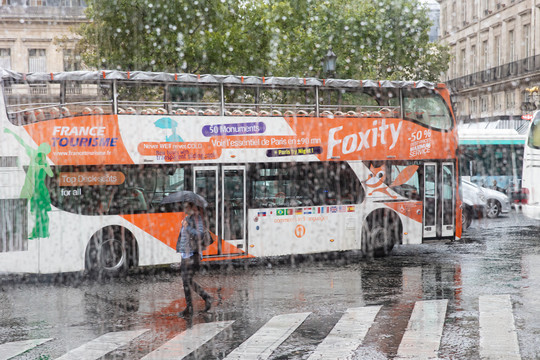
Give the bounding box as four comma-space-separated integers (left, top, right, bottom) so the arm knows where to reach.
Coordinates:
438, 0, 540, 130
0, 1, 87, 74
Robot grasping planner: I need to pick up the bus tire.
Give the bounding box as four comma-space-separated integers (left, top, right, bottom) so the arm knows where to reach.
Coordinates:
85, 226, 138, 277
362, 210, 401, 258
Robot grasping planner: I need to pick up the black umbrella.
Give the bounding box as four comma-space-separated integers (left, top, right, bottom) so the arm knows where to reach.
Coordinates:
160, 190, 208, 208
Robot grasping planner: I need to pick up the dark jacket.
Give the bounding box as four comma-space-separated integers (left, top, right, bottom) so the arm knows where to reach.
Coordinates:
176, 214, 204, 254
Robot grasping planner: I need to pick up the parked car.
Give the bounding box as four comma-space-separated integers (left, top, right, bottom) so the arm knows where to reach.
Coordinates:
461, 179, 487, 229
478, 186, 511, 218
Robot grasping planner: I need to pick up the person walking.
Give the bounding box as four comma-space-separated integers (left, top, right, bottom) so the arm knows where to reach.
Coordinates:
177, 202, 212, 317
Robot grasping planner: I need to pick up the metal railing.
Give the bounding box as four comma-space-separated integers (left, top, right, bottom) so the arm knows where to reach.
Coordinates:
446, 55, 540, 91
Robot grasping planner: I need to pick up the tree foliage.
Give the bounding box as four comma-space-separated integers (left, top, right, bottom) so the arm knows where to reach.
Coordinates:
76, 0, 449, 81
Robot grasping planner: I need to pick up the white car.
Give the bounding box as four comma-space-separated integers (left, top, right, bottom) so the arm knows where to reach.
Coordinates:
461, 180, 487, 229
478, 186, 511, 218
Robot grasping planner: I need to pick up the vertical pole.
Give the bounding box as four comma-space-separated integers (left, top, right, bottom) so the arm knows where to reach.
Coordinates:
315, 86, 320, 117
220, 83, 225, 116
112, 80, 118, 115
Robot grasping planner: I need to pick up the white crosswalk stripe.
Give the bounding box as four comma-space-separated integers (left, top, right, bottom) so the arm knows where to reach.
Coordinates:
479, 294, 521, 360
55, 329, 149, 360
224, 312, 311, 360
395, 299, 448, 359
2, 295, 526, 359
141, 320, 235, 360
307, 306, 381, 360
0, 338, 52, 360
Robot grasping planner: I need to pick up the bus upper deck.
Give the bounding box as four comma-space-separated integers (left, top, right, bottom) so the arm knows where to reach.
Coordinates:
2, 69, 454, 131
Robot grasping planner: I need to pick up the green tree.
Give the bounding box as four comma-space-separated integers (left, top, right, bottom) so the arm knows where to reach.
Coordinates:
76, 0, 449, 81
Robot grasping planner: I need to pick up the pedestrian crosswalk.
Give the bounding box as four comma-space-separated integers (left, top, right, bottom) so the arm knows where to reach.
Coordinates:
395, 299, 448, 359
0, 338, 52, 360
0, 295, 524, 360
307, 306, 380, 360
141, 321, 234, 360
479, 295, 521, 360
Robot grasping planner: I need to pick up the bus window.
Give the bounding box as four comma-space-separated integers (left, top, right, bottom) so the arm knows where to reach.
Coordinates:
249, 162, 364, 208
318, 88, 399, 115
169, 85, 220, 115
117, 82, 166, 115
389, 164, 421, 200
402, 88, 453, 130
48, 165, 192, 215
528, 115, 540, 149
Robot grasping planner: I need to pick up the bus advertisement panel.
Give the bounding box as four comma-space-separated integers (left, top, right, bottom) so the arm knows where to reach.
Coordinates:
0, 70, 461, 275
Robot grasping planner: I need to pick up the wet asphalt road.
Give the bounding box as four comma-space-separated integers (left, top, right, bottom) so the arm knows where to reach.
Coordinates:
1, 209, 540, 359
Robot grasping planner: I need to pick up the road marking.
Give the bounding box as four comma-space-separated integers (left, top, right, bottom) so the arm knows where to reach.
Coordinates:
395, 299, 448, 359
224, 312, 311, 360
56, 329, 149, 360
141, 321, 234, 360
307, 306, 381, 360
479, 294, 521, 360
0, 338, 52, 360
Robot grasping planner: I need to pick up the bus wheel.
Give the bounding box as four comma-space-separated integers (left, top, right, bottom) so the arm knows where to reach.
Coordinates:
85, 226, 137, 277
362, 210, 401, 258
371, 225, 395, 257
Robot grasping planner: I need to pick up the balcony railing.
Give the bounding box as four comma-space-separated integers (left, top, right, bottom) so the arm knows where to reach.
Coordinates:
446, 55, 540, 91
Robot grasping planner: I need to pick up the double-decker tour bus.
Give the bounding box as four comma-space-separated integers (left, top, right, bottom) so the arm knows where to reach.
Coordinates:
522, 111, 540, 220
0, 69, 461, 275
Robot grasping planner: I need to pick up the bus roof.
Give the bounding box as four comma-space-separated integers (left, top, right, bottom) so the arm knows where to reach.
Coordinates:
458, 128, 526, 145
0, 68, 440, 89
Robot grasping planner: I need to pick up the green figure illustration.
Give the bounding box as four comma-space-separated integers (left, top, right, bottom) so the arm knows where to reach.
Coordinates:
4, 128, 53, 239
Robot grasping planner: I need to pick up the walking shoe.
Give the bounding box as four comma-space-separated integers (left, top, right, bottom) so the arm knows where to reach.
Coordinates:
178, 306, 193, 318
204, 296, 213, 312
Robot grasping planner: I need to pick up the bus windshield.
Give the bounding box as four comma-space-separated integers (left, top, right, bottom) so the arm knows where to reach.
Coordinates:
403, 88, 453, 130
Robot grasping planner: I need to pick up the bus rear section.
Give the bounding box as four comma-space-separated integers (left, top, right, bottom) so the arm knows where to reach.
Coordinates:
522, 111, 540, 220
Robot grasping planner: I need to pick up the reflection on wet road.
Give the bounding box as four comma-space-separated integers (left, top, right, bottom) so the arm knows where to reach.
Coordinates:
1, 211, 539, 359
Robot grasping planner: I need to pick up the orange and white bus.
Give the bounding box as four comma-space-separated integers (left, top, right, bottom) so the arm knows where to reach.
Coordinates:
0, 69, 462, 275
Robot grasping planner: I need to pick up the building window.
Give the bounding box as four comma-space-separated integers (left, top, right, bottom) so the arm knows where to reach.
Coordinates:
63, 49, 81, 71
460, 48, 466, 76
481, 95, 489, 112
509, 30, 515, 62
523, 24, 530, 58
506, 91, 515, 111
471, 45, 477, 73
28, 48, 46, 72
495, 35, 501, 66
451, 2, 456, 30
493, 93, 502, 111
442, 6, 448, 35
42, 0, 87, 6
0, 48, 11, 70
470, 98, 478, 117
482, 40, 489, 69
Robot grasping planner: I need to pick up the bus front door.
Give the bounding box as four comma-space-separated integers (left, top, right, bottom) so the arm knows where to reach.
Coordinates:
193, 165, 247, 257
423, 162, 455, 239
193, 166, 219, 255
221, 166, 247, 253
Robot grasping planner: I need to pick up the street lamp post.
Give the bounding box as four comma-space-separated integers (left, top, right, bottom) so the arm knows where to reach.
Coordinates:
322, 47, 337, 78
